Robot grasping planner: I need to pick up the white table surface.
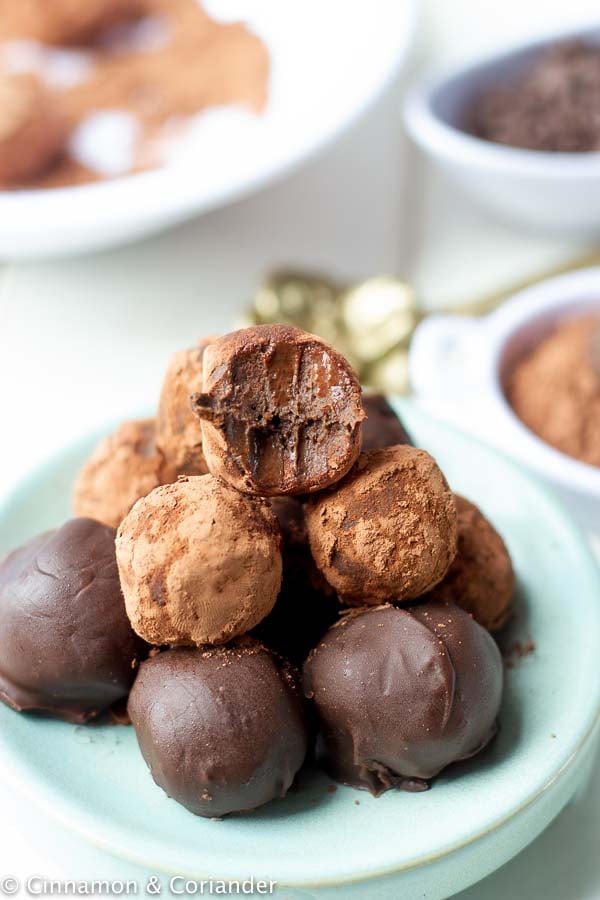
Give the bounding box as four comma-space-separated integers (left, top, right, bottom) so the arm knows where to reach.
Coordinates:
1, 0, 600, 895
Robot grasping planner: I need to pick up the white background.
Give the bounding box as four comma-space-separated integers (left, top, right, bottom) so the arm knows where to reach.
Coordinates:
0, 0, 599, 896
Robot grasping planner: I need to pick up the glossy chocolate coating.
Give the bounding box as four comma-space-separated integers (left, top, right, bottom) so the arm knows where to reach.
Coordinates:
304, 603, 503, 794
191, 325, 365, 496
128, 641, 308, 817
361, 393, 412, 451
0, 518, 146, 723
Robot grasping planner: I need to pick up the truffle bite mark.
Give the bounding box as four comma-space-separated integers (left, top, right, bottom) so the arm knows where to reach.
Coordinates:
191, 324, 365, 496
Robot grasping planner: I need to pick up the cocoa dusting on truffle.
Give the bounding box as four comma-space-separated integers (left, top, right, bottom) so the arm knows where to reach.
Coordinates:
192, 325, 365, 497
507, 315, 600, 467
115, 475, 282, 646
155, 339, 214, 481
73, 418, 165, 528
305, 445, 458, 604
128, 639, 308, 817
0, 73, 67, 187
469, 40, 600, 152
429, 495, 514, 632
303, 603, 503, 795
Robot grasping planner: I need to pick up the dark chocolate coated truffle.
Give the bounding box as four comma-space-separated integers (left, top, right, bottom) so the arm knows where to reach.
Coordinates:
361, 393, 412, 451
304, 603, 502, 795
0, 518, 146, 723
191, 324, 365, 496
128, 641, 308, 817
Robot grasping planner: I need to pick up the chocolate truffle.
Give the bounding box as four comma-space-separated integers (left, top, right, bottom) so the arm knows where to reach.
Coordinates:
116, 475, 282, 646
73, 419, 165, 528
0, 518, 145, 723
155, 340, 214, 482
429, 496, 514, 631
361, 393, 412, 451
305, 445, 458, 604
0, 74, 67, 187
1, 0, 143, 46
191, 325, 365, 496
128, 640, 308, 817
304, 603, 503, 794
253, 497, 341, 665
507, 315, 600, 467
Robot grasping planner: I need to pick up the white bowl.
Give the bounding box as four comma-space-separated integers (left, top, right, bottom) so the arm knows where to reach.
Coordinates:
410, 266, 600, 535
0, 0, 416, 260
404, 25, 600, 236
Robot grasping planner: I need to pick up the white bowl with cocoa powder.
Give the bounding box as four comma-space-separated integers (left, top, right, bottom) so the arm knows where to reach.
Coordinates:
0, 0, 417, 259
410, 267, 600, 535
404, 25, 600, 236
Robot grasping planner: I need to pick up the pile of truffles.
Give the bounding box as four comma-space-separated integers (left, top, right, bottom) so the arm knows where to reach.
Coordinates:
0, 325, 513, 818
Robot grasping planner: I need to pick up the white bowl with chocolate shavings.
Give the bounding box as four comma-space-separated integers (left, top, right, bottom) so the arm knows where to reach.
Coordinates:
405, 24, 600, 237
410, 266, 600, 536
0, 0, 417, 258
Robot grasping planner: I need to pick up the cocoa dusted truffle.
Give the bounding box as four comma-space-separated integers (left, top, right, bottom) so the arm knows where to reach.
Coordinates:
73, 419, 165, 528
191, 325, 365, 496
304, 603, 503, 794
155, 340, 214, 482
0, 0, 143, 46
253, 497, 341, 665
361, 393, 412, 451
116, 475, 282, 646
128, 640, 308, 817
0, 519, 146, 723
0, 74, 67, 187
305, 445, 458, 604
429, 496, 514, 631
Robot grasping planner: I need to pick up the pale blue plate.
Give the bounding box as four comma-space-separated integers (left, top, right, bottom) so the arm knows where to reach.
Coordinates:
0, 402, 599, 900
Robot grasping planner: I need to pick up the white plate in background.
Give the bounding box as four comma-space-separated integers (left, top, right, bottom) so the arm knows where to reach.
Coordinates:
0, 0, 417, 259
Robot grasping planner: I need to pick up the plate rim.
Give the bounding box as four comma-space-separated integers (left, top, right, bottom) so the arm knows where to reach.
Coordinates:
0, 400, 599, 888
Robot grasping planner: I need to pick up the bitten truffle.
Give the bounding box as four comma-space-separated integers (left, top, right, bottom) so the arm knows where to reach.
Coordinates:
155, 340, 214, 482
429, 496, 514, 631
507, 315, 600, 467
0, 74, 67, 187
253, 497, 341, 665
0, 519, 146, 723
0, 0, 143, 45
305, 445, 458, 604
191, 325, 365, 496
116, 475, 282, 646
73, 419, 165, 528
304, 603, 503, 794
361, 393, 412, 451
128, 640, 308, 817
